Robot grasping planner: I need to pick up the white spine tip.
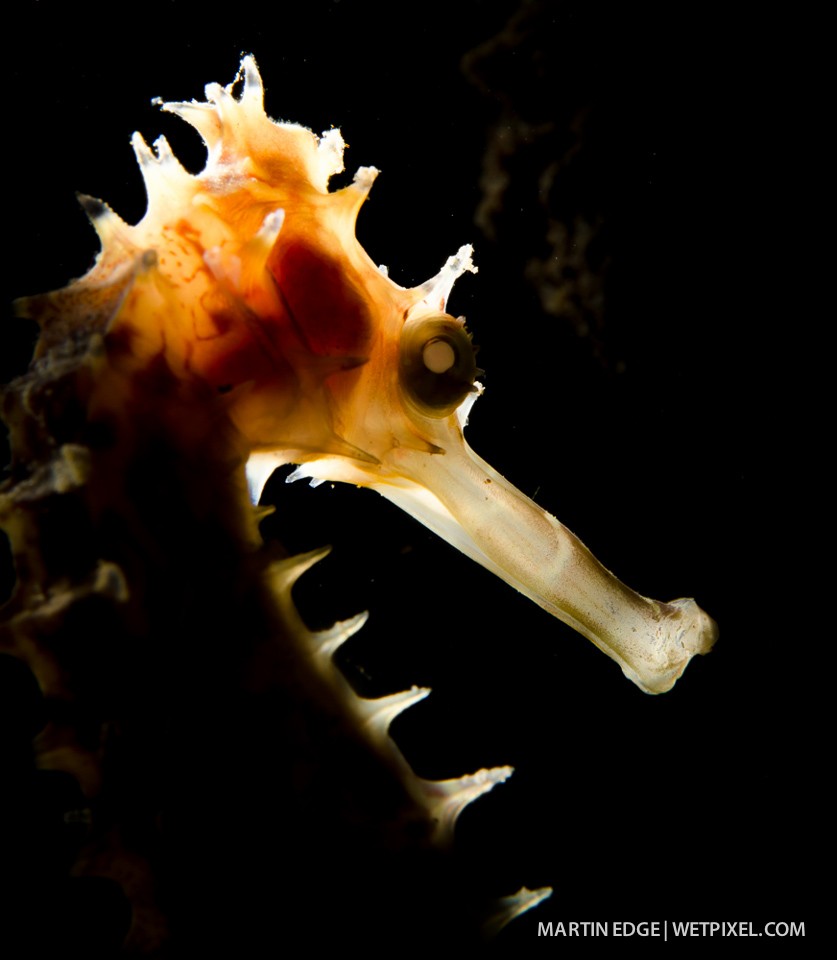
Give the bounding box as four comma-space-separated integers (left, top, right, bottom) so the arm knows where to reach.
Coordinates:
315, 128, 346, 187
151, 135, 175, 164
311, 611, 370, 660
355, 685, 431, 737
421, 765, 514, 844
414, 243, 479, 314
131, 130, 154, 166
449, 243, 478, 276
353, 166, 379, 193
204, 81, 226, 105
484, 886, 554, 939
239, 55, 264, 106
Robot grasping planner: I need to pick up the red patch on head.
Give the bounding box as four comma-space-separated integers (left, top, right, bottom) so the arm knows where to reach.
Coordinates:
271, 241, 373, 359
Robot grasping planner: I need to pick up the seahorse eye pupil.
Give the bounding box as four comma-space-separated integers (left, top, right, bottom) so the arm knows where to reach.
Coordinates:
422, 338, 456, 374
399, 314, 477, 418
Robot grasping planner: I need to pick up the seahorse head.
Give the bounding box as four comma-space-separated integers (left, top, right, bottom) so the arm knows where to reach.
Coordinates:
17, 56, 716, 695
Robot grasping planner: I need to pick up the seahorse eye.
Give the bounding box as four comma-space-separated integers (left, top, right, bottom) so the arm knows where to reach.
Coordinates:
399, 314, 477, 418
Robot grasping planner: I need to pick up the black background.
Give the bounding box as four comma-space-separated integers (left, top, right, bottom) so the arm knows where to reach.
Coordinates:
4, 0, 819, 951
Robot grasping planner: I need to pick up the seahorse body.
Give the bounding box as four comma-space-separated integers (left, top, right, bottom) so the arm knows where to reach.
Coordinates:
2, 58, 713, 951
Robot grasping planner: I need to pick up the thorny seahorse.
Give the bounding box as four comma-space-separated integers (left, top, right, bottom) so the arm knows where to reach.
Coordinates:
1, 58, 717, 952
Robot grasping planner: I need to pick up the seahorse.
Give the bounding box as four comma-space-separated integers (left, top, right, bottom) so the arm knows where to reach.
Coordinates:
1, 58, 716, 952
